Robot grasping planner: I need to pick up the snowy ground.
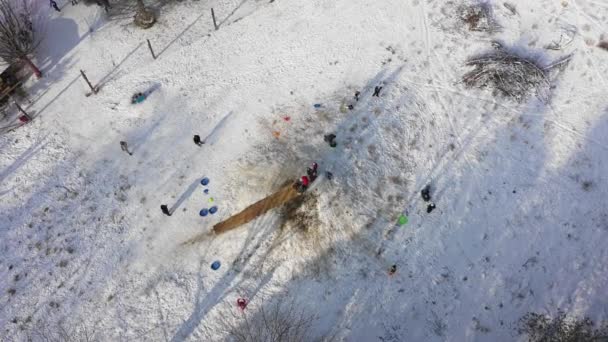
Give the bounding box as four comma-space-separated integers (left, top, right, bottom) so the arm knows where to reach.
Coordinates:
1, 0, 607, 340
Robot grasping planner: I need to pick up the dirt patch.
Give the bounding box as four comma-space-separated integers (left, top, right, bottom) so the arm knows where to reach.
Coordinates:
276, 191, 337, 277
518, 311, 608, 341
436, 1, 500, 35
214, 183, 300, 234
459, 3, 497, 32
279, 192, 320, 233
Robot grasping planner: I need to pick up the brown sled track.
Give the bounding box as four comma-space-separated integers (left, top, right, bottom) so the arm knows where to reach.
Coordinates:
213, 184, 300, 234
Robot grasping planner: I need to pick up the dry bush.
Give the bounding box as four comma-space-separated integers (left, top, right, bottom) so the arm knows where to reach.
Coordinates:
463, 43, 570, 102
518, 311, 608, 342
215, 297, 322, 342
598, 41, 608, 51
436, 1, 500, 35
107, 0, 183, 22
28, 319, 99, 342
458, 2, 499, 32
280, 192, 320, 234
104, 0, 146, 22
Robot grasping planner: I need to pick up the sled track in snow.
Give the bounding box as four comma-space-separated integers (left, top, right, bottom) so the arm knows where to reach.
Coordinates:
213, 183, 300, 234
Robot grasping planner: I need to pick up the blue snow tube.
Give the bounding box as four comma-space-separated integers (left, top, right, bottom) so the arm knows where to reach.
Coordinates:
211, 261, 221, 270
199, 208, 209, 216
209, 206, 218, 214
201, 177, 210, 186
204, 189, 209, 194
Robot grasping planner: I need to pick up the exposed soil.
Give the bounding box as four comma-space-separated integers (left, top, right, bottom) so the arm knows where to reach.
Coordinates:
213, 183, 301, 234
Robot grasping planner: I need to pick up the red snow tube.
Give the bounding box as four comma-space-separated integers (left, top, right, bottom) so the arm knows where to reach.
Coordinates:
237, 298, 248, 310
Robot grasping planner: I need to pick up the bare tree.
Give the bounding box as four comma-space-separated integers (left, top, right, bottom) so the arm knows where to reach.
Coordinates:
0, 0, 44, 78
134, 0, 155, 28
29, 318, 100, 342
212, 297, 326, 342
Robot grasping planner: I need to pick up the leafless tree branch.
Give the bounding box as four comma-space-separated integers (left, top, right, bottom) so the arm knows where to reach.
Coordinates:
0, 0, 44, 77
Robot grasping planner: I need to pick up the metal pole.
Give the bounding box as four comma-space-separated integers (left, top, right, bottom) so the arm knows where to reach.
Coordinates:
147, 39, 156, 59
211, 8, 218, 30
80, 70, 97, 94
13, 99, 30, 120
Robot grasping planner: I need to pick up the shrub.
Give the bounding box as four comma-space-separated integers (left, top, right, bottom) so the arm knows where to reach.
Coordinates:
518, 310, 608, 342
463, 43, 570, 102
215, 297, 322, 342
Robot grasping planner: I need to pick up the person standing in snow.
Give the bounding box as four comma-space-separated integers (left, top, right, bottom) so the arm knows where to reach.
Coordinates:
119, 141, 133, 156
373, 86, 383, 97
293, 175, 310, 193
389, 264, 397, 276
160, 204, 172, 216
421, 184, 431, 202
50, 0, 60, 11
299, 176, 309, 192
307, 162, 318, 182
324, 133, 337, 148
193, 135, 204, 146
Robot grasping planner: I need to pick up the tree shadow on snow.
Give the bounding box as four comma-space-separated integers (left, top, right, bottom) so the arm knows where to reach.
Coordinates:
0, 137, 48, 185
27, 17, 86, 102
94, 41, 145, 90
169, 178, 201, 214
202, 111, 233, 145
0, 135, 153, 340
169, 173, 294, 341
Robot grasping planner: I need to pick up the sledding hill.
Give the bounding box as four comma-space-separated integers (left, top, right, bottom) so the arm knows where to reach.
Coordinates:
1, 0, 608, 341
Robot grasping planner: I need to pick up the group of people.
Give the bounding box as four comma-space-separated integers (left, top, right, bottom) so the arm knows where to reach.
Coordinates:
421, 184, 436, 213
155, 83, 391, 214
294, 162, 318, 193
131, 92, 147, 104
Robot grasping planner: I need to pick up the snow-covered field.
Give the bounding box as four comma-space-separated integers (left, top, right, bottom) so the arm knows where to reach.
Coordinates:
1, 0, 607, 340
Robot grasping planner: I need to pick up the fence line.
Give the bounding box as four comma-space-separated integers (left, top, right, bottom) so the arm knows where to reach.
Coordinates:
1, 0, 266, 135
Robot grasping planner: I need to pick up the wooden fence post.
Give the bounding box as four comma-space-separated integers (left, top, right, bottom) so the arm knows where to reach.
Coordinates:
13, 99, 30, 120
80, 70, 98, 95
211, 8, 218, 30
147, 39, 156, 59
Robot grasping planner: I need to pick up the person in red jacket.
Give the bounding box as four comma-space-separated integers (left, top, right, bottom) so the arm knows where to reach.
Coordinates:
294, 175, 310, 193
300, 175, 309, 191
